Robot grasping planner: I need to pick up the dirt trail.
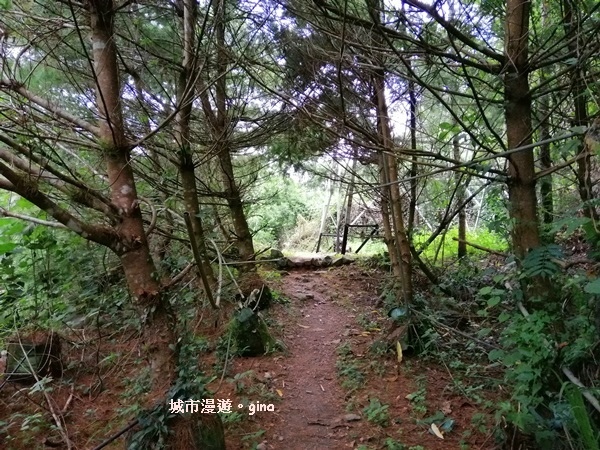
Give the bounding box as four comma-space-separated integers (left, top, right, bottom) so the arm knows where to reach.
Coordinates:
0, 263, 494, 449
223, 265, 493, 450
222, 266, 379, 450
269, 270, 357, 449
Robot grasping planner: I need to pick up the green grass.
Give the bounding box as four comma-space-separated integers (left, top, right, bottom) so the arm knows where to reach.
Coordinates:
413, 227, 507, 263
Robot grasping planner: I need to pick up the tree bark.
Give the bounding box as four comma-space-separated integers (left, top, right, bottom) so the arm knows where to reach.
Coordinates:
208, 0, 256, 264
538, 88, 553, 225
89, 0, 175, 399
407, 75, 419, 236
378, 154, 402, 279
453, 134, 467, 258
373, 70, 413, 305
367, 0, 412, 303
176, 0, 216, 286
504, 0, 541, 260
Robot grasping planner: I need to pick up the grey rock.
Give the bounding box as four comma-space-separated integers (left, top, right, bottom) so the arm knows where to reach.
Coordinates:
344, 414, 362, 422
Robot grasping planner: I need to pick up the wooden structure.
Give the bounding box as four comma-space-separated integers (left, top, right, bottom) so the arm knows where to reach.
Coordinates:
315, 169, 381, 254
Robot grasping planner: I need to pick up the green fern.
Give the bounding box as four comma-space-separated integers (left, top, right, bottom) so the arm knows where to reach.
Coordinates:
522, 245, 563, 278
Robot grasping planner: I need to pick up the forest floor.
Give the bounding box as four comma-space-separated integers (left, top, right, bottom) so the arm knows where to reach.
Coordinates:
0, 262, 502, 449
216, 264, 499, 450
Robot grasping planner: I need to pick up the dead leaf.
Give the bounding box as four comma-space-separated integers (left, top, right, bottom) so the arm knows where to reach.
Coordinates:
276, 389, 284, 397
298, 324, 310, 329
431, 423, 444, 439
396, 341, 403, 364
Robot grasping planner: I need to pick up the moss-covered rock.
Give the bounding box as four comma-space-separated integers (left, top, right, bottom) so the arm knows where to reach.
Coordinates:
231, 307, 273, 357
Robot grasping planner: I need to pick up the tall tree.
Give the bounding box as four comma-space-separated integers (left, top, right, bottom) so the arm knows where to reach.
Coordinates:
561, 0, 598, 222
0, 3, 230, 444
214, 0, 256, 263
0, 0, 174, 400
504, 0, 540, 259
175, 0, 216, 287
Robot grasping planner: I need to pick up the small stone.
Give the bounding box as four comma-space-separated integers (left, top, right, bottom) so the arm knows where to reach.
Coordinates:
256, 442, 268, 450
344, 414, 362, 422
278, 436, 284, 441
264, 372, 272, 379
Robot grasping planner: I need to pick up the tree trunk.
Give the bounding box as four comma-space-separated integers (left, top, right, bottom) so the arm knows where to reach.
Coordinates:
504, 0, 541, 260
407, 75, 419, 236
217, 147, 256, 262
538, 89, 553, 226
213, 0, 256, 264
176, 0, 215, 286
89, 0, 175, 400
373, 70, 413, 305
454, 134, 467, 258
562, 0, 598, 222
379, 154, 402, 279
367, 0, 412, 304
342, 156, 357, 254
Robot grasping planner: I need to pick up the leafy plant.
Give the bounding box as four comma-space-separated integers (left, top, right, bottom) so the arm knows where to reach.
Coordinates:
336, 359, 365, 391
336, 342, 365, 391
521, 244, 563, 279
363, 397, 390, 427
384, 438, 406, 450
241, 429, 265, 445
406, 386, 428, 417
564, 384, 600, 450
489, 311, 556, 411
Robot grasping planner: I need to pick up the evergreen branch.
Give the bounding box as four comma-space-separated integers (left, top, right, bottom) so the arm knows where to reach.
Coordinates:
0, 78, 101, 136
0, 160, 118, 249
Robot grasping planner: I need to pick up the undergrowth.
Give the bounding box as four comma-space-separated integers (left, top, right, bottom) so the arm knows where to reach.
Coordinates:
394, 234, 600, 449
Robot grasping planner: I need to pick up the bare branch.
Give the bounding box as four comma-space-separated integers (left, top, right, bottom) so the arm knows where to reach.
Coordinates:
0, 207, 67, 228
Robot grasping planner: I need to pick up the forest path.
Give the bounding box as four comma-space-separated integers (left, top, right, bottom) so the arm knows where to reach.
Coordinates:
222, 265, 490, 450
264, 268, 365, 449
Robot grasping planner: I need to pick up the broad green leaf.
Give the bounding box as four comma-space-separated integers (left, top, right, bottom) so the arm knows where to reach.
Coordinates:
479, 286, 493, 295
0, 242, 17, 254
498, 312, 511, 323
584, 279, 600, 294
488, 349, 504, 361
487, 297, 501, 308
